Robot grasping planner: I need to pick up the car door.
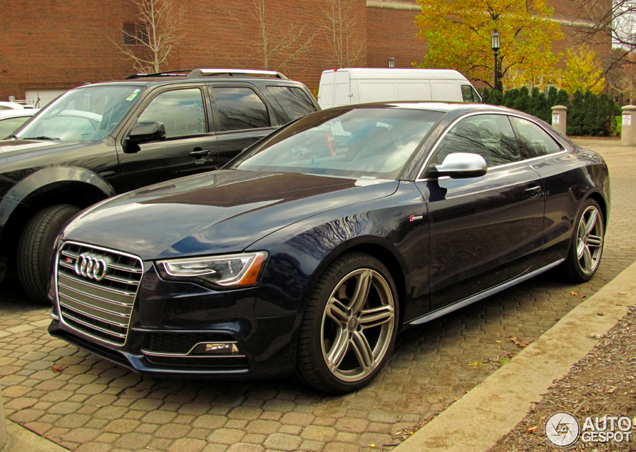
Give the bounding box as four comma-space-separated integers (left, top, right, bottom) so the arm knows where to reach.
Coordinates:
415, 113, 545, 311
115, 86, 219, 193
208, 85, 278, 167
509, 115, 574, 269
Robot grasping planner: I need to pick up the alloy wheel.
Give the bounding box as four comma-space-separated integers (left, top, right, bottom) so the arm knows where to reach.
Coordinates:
320, 268, 395, 382
576, 205, 604, 275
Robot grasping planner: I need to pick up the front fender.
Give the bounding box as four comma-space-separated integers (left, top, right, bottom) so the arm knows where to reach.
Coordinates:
249, 186, 426, 319
0, 166, 116, 280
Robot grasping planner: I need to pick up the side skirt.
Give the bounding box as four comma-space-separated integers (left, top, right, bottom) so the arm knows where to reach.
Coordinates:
408, 259, 565, 326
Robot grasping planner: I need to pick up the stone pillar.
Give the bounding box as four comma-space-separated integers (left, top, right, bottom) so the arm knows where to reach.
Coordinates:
621, 106, 636, 146
551, 105, 567, 135
0, 389, 8, 451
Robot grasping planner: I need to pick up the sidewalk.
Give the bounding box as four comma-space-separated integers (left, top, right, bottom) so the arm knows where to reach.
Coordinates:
394, 260, 636, 452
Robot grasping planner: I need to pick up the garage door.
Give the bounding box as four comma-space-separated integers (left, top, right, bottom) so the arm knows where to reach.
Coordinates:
25, 89, 67, 108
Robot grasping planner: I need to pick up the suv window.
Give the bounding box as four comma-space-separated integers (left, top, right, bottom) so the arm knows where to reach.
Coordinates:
510, 117, 562, 159
213, 87, 270, 131
267, 86, 317, 122
137, 88, 206, 139
432, 114, 519, 167
17, 85, 140, 142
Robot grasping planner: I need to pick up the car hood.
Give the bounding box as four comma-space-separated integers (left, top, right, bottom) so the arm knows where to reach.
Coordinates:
0, 139, 85, 156
62, 170, 399, 260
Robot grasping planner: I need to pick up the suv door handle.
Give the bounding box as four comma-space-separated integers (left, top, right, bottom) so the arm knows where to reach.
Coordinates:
190, 149, 210, 157
525, 185, 542, 197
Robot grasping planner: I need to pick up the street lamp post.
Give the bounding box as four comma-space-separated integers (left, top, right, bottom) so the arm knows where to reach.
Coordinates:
491, 30, 501, 91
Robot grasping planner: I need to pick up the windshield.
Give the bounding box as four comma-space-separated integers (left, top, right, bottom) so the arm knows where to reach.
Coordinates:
230, 107, 443, 180
16, 85, 143, 142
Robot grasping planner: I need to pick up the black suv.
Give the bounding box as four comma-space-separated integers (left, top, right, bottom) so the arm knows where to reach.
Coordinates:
0, 69, 319, 301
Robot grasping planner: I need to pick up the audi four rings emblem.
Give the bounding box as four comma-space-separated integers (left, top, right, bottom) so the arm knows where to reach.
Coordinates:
75, 254, 108, 281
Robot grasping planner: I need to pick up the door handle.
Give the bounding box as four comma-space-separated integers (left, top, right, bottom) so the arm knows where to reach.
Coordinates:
190, 149, 210, 157
525, 185, 542, 197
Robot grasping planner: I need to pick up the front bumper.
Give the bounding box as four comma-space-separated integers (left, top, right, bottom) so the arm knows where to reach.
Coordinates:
49, 262, 300, 379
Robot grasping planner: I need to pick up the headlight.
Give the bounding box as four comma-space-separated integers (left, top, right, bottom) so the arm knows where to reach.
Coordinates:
157, 251, 267, 289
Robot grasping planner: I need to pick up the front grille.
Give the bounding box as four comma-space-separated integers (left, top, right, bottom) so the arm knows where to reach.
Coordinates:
55, 242, 143, 346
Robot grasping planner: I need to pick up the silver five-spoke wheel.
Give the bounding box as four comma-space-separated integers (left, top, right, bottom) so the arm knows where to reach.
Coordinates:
576, 205, 604, 275
296, 252, 398, 394
561, 199, 605, 283
321, 268, 395, 382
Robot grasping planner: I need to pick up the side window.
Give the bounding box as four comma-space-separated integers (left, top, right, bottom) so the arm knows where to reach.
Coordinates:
461, 85, 480, 103
510, 117, 562, 159
213, 87, 270, 131
432, 114, 519, 168
137, 89, 206, 139
267, 86, 317, 122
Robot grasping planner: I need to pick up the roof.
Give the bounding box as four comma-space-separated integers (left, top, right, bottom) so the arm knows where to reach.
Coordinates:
321, 68, 468, 80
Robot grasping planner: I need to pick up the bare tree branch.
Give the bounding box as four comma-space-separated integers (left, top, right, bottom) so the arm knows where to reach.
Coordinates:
110, 0, 185, 74
251, 0, 315, 71
321, 0, 364, 67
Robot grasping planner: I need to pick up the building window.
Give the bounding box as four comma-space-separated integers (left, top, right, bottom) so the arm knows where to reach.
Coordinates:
123, 23, 148, 46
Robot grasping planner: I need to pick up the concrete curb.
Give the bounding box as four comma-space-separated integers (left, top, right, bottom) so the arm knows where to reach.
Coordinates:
1, 420, 68, 452
393, 260, 636, 452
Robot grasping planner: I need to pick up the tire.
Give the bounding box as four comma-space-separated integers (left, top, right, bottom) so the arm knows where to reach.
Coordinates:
561, 199, 605, 283
17, 204, 81, 302
296, 252, 398, 394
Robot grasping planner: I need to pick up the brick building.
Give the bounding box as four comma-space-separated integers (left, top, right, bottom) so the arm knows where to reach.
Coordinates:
0, 0, 608, 105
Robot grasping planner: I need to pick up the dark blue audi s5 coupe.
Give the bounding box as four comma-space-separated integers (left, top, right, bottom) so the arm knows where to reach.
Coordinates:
48, 102, 610, 394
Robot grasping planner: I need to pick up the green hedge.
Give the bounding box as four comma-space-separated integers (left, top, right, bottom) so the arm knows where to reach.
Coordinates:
481, 87, 617, 136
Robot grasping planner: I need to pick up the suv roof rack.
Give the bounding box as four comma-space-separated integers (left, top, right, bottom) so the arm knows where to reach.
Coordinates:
187, 69, 288, 79
126, 69, 288, 80
126, 70, 191, 79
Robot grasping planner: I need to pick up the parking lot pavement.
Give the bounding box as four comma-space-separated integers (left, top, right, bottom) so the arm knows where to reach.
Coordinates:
1, 140, 635, 452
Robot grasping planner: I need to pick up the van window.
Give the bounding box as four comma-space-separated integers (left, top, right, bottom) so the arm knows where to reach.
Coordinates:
461, 85, 481, 103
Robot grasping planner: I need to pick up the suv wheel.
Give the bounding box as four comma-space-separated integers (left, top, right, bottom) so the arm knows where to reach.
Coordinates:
17, 204, 80, 302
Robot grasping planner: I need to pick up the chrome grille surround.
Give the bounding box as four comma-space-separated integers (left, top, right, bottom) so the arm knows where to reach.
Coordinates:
55, 241, 143, 347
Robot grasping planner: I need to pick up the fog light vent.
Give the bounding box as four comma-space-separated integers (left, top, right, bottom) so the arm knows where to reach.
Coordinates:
191, 342, 240, 356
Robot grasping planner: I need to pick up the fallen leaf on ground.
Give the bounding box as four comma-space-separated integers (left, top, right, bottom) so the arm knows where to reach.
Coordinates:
50, 365, 64, 373
469, 361, 481, 367
510, 336, 529, 348
571, 291, 577, 296
527, 425, 538, 433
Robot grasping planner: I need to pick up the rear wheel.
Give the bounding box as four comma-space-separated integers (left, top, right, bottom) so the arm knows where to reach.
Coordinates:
561, 199, 604, 283
296, 253, 398, 394
17, 204, 80, 302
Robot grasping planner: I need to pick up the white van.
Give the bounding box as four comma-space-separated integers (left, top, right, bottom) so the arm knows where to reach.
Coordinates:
317, 68, 481, 109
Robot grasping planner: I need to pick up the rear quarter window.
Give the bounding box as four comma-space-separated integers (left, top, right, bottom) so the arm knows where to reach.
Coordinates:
267, 86, 317, 122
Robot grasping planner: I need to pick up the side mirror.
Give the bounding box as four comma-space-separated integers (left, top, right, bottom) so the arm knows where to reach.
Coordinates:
124, 121, 166, 153
433, 153, 487, 179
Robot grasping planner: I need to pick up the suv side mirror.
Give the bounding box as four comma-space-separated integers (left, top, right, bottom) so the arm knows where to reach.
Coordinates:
433, 153, 487, 179
124, 121, 166, 153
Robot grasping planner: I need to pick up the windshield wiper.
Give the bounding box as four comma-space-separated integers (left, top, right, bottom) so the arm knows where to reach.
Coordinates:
21, 136, 60, 141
